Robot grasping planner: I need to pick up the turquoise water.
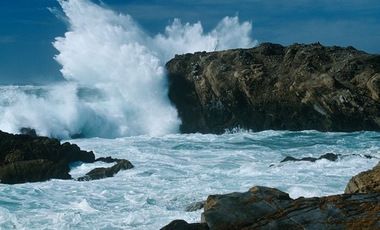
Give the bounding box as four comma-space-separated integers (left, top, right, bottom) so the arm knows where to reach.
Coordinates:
0, 1, 378, 229
0, 131, 378, 229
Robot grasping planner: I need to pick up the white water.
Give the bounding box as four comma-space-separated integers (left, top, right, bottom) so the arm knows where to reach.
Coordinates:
0, 1, 378, 229
0, 131, 379, 229
0, 0, 257, 139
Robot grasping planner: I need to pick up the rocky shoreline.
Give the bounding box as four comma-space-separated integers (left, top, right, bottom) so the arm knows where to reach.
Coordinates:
0, 130, 133, 184
161, 162, 380, 230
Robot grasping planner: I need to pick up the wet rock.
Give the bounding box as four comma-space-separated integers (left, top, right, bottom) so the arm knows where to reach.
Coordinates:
20, 127, 37, 137
184, 201, 205, 212
0, 130, 134, 184
196, 186, 380, 230
160, 219, 209, 230
77, 159, 134, 181
281, 152, 341, 163
345, 161, 380, 194
166, 43, 380, 133
0, 130, 96, 184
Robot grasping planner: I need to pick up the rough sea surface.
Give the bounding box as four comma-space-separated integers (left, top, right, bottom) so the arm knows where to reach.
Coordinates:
0, 1, 379, 229
0, 131, 379, 229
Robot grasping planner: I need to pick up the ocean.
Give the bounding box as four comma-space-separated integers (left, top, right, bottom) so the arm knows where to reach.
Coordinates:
0, 131, 379, 229
0, 0, 379, 229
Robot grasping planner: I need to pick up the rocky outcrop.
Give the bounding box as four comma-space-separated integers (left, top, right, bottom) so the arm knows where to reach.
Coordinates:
280, 152, 341, 163
162, 186, 380, 230
166, 42, 380, 134
77, 157, 134, 181
345, 161, 380, 194
0, 130, 133, 184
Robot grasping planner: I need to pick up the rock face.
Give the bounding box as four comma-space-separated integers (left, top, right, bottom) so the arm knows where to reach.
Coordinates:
0, 130, 134, 184
166, 42, 380, 133
345, 161, 380, 194
162, 186, 380, 230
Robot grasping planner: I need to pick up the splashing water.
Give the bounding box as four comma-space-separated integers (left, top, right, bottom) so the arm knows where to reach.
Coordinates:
0, 0, 257, 139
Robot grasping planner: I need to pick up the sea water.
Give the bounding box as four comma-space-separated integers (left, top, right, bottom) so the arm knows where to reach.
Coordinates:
0, 0, 379, 229
0, 131, 379, 229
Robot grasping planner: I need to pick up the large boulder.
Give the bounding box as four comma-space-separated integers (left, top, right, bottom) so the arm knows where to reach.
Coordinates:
345, 161, 380, 194
161, 186, 380, 229
166, 42, 380, 133
0, 130, 95, 184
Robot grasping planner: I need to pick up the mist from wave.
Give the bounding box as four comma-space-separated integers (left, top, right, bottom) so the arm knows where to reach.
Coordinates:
0, 0, 257, 139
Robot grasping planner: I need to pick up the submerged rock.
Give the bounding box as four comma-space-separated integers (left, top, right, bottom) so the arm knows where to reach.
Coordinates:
280, 152, 341, 163
160, 219, 209, 230
77, 158, 134, 181
166, 43, 380, 133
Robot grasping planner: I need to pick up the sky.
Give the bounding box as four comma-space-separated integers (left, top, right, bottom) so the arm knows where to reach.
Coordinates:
1, 0, 379, 84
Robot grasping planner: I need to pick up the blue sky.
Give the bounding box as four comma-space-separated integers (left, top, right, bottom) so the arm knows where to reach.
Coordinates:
1, 0, 379, 84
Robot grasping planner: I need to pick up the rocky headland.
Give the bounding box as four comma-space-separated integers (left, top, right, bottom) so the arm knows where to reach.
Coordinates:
0, 130, 133, 184
167, 42, 380, 134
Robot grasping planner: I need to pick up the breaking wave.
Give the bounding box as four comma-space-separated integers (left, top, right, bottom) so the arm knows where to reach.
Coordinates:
0, 0, 257, 139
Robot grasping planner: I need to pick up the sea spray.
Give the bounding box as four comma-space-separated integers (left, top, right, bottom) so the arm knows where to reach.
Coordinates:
0, 0, 257, 138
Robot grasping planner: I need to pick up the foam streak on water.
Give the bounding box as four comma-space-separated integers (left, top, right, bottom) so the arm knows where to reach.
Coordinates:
0, 131, 379, 229
0, 0, 257, 139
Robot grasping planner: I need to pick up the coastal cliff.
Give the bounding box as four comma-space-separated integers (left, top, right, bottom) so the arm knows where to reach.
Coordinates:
166, 42, 380, 134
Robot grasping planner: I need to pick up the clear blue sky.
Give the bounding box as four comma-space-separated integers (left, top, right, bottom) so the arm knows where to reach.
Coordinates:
1, 0, 379, 84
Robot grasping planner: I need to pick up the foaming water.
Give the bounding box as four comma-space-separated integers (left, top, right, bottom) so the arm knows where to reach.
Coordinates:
0, 131, 379, 229
0, 0, 257, 139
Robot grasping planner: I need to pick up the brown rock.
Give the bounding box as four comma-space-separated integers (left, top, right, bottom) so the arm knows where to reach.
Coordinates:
200, 186, 380, 230
166, 42, 380, 133
0, 130, 95, 184
345, 161, 380, 194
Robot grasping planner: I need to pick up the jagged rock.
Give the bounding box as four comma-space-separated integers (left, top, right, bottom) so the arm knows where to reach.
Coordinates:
198, 186, 380, 230
77, 159, 134, 181
20, 127, 37, 137
184, 201, 205, 212
345, 161, 380, 194
160, 220, 209, 230
281, 152, 341, 163
166, 42, 380, 133
0, 130, 95, 184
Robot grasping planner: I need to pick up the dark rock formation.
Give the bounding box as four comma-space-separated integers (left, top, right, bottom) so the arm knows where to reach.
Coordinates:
345, 161, 380, 194
20, 127, 37, 137
166, 42, 380, 133
77, 158, 134, 181
162, 186, 380, 230
160, 219, 209, 230
0, 130, 95, 184
0, 130, 134, 184
280, 152, 341, 163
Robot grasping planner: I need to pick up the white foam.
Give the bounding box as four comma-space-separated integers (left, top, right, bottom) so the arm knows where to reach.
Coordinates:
0, 131, 379, 229
0, 0, 257, 139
